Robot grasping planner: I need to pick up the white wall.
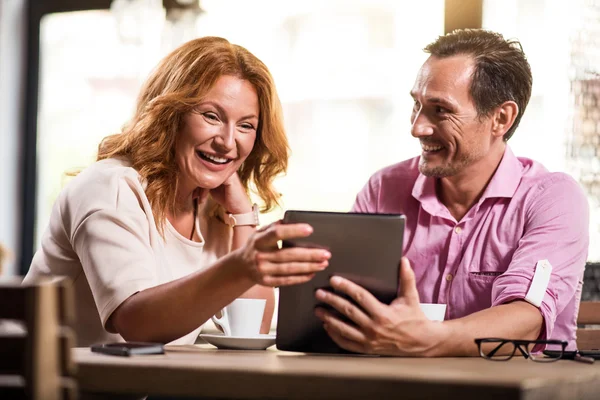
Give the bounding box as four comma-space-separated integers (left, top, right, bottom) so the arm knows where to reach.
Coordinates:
0, 0, 27, 275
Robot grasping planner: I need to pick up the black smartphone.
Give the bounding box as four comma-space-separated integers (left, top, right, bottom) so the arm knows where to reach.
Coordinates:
90, 342, 165, 357
543, 349, 600, 360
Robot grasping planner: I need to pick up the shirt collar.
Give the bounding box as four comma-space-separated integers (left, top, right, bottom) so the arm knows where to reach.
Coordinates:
412, 146, 523, 215
411, 163, 446, 218
480, 146, 523, 200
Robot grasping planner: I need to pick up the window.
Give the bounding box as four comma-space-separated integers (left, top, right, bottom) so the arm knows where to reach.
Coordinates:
35, 0, 598, 263
35, 0, 445, 246
483, 0, 599, 261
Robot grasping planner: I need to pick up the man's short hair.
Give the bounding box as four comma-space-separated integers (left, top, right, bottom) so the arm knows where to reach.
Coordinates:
424, 29, 532, 141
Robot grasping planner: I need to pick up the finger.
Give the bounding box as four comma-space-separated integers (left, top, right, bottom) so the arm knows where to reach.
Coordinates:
253, 222, 283, 251
254, 223, 313, 250
399, 257, 420, 306
316, 315, 367, 354
256, 220, 281, 233
324, 327, 366, 354
258, 247, 331, 263
328, 276, 384, 317
315, 307, 368, 343
261, 273, 316, 287
222, 171, 240, 185
314, 289, 371, 328
257, 260, 328, 276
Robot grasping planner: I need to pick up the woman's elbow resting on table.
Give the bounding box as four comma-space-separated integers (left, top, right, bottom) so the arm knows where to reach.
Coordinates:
107, 294, 157, 343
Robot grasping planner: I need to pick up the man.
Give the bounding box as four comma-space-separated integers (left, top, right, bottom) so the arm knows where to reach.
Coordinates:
314, 29, 589, 356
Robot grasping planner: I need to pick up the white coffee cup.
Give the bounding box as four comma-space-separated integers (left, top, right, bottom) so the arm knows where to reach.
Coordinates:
419, 303, 447, 321
211, 298, 266, 337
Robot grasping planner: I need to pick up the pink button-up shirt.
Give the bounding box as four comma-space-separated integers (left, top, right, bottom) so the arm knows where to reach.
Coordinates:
352, 146, 589, 349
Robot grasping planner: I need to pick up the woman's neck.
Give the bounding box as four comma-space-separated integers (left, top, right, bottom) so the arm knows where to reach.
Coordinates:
174, 181, 198, 213
167, 184, 204, 241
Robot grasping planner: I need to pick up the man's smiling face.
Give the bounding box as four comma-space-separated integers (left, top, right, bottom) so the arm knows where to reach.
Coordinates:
410, 54, 494, 177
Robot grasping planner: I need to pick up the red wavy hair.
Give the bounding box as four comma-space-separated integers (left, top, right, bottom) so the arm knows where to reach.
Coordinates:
97, 36, 289, 232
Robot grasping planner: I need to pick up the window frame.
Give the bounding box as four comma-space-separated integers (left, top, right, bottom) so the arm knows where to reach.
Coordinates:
19, 0, 112, 275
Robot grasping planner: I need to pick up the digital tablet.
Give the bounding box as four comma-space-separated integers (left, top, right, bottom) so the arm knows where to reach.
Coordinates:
276, 210, 405, 354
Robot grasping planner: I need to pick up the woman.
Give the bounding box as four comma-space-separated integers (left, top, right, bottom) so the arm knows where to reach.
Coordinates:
24, 37, 330, 346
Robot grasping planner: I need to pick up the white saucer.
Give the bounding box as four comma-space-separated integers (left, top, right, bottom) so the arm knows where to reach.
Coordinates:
199, 333, 276, 350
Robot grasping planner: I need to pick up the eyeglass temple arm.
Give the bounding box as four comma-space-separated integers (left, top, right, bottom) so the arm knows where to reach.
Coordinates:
486, 342, 507, 358
514, 344, 530, 359
485, 342, 529, 359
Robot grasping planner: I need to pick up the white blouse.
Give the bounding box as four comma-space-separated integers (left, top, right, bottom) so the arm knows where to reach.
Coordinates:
25, 157, 233, 346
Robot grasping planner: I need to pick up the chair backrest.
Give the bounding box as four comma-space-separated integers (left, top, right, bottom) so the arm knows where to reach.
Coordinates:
0, 277, 77, 399
577, 301, 600, 350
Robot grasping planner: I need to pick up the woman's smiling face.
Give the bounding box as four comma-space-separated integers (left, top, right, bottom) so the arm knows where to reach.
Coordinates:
175, 75, 259, 192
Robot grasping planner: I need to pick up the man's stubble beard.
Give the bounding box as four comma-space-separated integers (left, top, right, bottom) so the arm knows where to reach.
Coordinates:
418, 150, 482, 178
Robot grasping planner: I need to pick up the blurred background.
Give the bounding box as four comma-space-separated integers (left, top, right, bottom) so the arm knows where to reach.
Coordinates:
1, 0, 599, 298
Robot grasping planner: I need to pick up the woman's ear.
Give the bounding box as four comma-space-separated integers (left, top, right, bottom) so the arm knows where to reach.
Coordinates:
492, 101, 518, 139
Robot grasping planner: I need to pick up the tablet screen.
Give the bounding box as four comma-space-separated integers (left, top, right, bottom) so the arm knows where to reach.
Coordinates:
276, 210, 405, 354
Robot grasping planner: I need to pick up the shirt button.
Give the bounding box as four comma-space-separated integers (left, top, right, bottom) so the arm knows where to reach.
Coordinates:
446, 273, 453, 281
454, 226, 462, 234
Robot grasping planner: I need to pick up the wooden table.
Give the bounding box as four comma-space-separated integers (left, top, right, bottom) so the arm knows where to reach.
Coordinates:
74, 345, 600, 400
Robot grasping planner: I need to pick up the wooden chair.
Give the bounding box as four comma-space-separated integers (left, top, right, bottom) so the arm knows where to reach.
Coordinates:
0, 277, 77, 399
577, 301, 600, 350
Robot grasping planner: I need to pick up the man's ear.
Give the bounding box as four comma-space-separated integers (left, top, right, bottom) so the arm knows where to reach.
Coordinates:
491, 101, 518, 139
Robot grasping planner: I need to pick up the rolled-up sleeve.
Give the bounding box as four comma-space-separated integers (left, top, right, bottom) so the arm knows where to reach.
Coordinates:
492, 174, 589, 343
